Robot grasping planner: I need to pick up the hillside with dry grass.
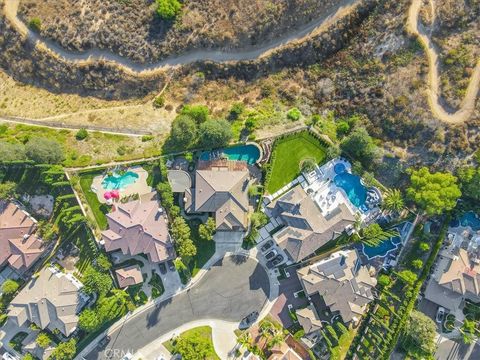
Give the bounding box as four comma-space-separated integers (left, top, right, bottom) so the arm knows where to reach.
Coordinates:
19, 0, 342, 62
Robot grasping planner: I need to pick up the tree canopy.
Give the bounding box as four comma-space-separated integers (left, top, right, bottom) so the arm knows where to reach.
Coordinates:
340, 127, 380, 169
198, 119, 232, 148
407, 167, 461, 215
402, 310, 437, 358
36, 332, 52, 348
78, 308, 101, 332
0, 141, 26, 162
356, 223, 398, 247
169, 115, 198, 150
50, 338, 76, 360
2, 279, 19, 295
457, 166, 480, 202
383, 189, 404, 213
0, 181, 17, 200
181, 104, 210, 123
156, 0, 182, 20
174, 334, 214, 360
82, 268, 113, 296
199, 217, 216, 241
25, 137, 64, 164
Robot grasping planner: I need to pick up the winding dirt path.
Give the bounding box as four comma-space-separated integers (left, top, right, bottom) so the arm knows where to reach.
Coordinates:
407, 0, 480, 123
3, 0, 360, 76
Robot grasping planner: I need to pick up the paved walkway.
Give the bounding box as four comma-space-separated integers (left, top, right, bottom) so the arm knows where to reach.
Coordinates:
407, 0, 480, 124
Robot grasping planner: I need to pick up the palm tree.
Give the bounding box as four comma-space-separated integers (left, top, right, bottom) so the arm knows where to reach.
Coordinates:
383, 189, 404, 213
357, 223, 399, 247
237, 332, 252, 350
267, 331, 284, 349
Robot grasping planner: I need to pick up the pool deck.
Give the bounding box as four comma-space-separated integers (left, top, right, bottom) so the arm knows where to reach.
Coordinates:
91, 166, 153, 203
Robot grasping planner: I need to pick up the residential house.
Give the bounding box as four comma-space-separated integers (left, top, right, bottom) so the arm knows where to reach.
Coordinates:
298, 249, 376, 325
267, 337, 304, 360
0, 202, 45, 272
185, 160, 250, 232
267, 185, 355, 262
101, 193, 175, 263
425, 248, 480, 317
115, 265, 143, 288
8, 267, 85, 336
296, 305, 322, 335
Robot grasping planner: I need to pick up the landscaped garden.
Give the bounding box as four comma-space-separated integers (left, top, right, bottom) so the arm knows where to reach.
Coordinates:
77, 170, 110, 230
163, 326, 220, 360
187, 218, 216, 277
265, 131, 327, 194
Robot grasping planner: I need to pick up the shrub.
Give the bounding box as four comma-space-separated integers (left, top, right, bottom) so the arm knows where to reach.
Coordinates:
28, 18, 41, 32
287, 107, 302, 121
377, 274, 391, 287
25, 137, 64, 164
336, 121, 350, 136
141, 135, 154, 142
301, 158, 316, 173
412, 259, 423, 270
75, 128, 88, 141
229, 102, 245, 120
2, 279, 19, 295
419, 242, 430, 252
156, 0, 182, 19
181, 104, 209, 123
153, 96, 165, 108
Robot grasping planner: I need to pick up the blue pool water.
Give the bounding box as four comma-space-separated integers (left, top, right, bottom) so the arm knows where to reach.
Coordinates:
334, 163, 346, 174
456, 211, 480, 231
102, 171, 139, 190
363, 235, 402, 260
200, 144, 261, 165
334, 172, 368, 208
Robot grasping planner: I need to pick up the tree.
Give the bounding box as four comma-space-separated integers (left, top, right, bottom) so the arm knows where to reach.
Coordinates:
156, 0, 182, 19
460, 319, 478, 344
171, 217, 191, 242
229, 102, 245, 120
336, 121, 350, 137
174, 334, 212, 360
198, 120, 232, 148
287, 107, 301, 121
407, 167, 461, 215
37, 221, 56, 243
181, 105, 210, 123
457, 166, 480, 201
78, 309, 101, 332
35, 332, 51, 348
50, 338, 76, 360
177, 237, 197, 258
0, 181, 17, 200
0, 141, 26, 162
301, 158, 316, 173
96, 290, 130, 322
25, 137, 64, 164
82, 268, 113, 296
2, 279, 19, 295
96, 253, 112, 272
169, 115, 198, 149
23, 353, 34, 360
377, 274, 391, 287
402, 310, 436, 358
411, 259, 423, 270
157, 182, 174, 210
383, 189, 404, 213
340, 127, 381, 169
75, 128, 88, 140
419, 242, 430, 252
199, 217, 216, 241
356, 223, 398, 247
397, 270, 417, 286
28, 18, 41, 31
251, 211, 268, 229
326, 144, 341, 160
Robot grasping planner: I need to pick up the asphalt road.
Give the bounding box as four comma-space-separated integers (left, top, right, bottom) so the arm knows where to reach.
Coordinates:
85, 255, 270, 359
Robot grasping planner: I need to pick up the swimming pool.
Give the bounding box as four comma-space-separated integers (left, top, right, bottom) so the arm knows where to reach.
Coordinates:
455, 211, 480, 231
200, 144, 261, 165
102, 171, 139, 190
334, 172, 367, 208
363, 235, 402, 260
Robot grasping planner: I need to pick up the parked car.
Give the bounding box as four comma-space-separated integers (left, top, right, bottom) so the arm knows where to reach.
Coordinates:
2, 353, 17, 360
167, 260, 175, 271
266, 255, 284, 269
159, 262, 167, 274
265, 249, 277, 260
436, 307, 445, 324
239, 311, 259, 330
260, 240, 274, 252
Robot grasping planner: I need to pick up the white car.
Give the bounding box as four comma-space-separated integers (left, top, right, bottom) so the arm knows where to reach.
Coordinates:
436, 307, 445, 324
3, 353, 17, 360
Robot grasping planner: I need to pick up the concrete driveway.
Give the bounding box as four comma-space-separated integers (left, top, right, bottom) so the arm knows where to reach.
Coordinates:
84, 255, 270, 359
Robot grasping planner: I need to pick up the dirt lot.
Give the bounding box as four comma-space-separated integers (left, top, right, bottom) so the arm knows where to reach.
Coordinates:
18, 0, 342, 63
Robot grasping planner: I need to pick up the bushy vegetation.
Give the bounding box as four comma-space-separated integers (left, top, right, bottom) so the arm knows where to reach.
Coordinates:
156, 0, 182, 20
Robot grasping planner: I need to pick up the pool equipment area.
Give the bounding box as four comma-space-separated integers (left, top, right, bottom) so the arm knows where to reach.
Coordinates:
101, 171, 139, 190
200, 144, 261, 165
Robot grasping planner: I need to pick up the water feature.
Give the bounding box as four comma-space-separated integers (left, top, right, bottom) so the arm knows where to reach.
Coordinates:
200, 144, 261, 165
333, 172, 368, 208
362, 235, 402, 260
101, 171, 139, 190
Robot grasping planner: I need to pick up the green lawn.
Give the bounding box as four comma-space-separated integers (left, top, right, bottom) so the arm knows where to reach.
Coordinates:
163, 326, 220, 360
78, 171, 110, 230
330, 327, 356, 360
187, 219, 216, 277
266, 132, 327, 194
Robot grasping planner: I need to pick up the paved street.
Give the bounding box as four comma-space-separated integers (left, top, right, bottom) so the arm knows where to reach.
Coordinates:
84, 255, 270, 359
